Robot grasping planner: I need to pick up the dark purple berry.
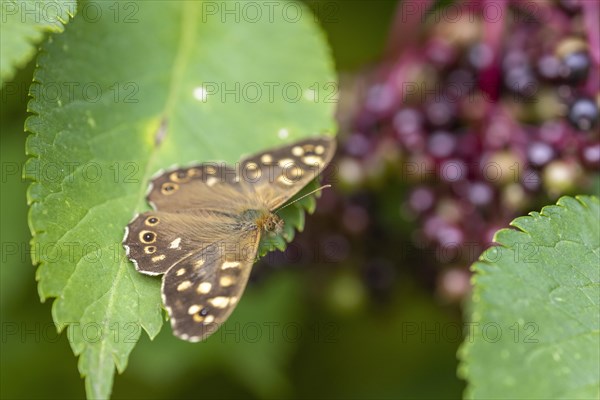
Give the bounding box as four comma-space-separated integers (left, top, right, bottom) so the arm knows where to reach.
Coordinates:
521, 169, 541, 192
439, 159, 468, 183
408, 187, 435, 213
505, 66, 538, 96
446, 69, 476, 93
527, 141, 555, 167
568, 97, 599, 131
537, 55, 562, 80
539, 121, 570, 147
393, 108, 423, 135
365, 84, 395, 113
580, 141, 600, 170
560, 52, 590, 85
426, 38, 457, 68
436, 224, 464, 247
503, 51, 529, 72
467, 181, 494, 206
345, 133, 372, 157
427, 130, 456, 159
425, 100, 456, 128
394, 108, 426, 152
468, 43, 494, 70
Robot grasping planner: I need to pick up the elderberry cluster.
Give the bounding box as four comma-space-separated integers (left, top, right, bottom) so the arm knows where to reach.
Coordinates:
334, 0, 599, 296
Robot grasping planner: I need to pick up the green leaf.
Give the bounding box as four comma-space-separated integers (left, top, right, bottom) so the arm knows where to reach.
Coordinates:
25, 1, 336, 398
0, 0, 76, 86
459, 195, 600, 399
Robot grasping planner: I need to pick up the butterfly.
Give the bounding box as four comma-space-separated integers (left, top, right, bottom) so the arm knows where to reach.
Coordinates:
123, 137, 336, 342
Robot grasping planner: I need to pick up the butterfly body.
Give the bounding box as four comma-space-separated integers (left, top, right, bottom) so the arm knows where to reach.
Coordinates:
123, 137, 335, 342
254, 210, 284, 233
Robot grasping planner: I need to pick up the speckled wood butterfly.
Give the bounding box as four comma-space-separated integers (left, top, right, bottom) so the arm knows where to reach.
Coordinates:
123, 137, 335, 342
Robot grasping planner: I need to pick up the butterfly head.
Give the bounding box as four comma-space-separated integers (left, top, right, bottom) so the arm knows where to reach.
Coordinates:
257, 212, 284, 234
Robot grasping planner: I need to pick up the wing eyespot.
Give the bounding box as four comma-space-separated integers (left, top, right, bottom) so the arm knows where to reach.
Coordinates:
144, 245, 156, 254
187, 168, 201, 177
170, 171, 191, 183
161, 182, 179, 194
145, 216, 159, 226
139, 230, 156, 244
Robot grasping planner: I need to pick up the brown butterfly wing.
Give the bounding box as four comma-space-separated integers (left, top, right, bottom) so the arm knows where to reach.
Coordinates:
238, 136, 336, 209
161, 229, 259, 342
123, 210, 242, 275
145, 164, 245, 212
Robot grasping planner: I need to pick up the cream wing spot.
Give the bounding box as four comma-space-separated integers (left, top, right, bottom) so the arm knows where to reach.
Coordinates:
197, 282, 212, 294
244, 162, 261, 180
194, 259, 205, 269
176, 268, 186, 276
302, 155, 322, 166
209, 297, 229, 308
287, 165, 304, 179
152, 254, 166, 262
220, 276, 234, 287
315, 144, 325, 155
261, 154, 273, 163
169, 238, 182, 249
188, 305, 201, 315
221, 261, 240, 270
206, 176, 218, 186
204, 315, 215, 324
278, 158, 295, 168
177, 281, 192, 291
292, 146, 304, 156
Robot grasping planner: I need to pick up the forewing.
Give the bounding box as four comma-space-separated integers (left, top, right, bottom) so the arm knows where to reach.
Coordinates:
146, 164, 244, 212
238, 136, 336, 209
161, 229, 260, 342
123, 210, 239, 275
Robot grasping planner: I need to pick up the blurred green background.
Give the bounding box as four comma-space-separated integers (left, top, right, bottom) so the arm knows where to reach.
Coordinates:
0, 1, 465, 398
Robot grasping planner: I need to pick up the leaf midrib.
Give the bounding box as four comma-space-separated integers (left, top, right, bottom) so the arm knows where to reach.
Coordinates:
89, 4, 199, 397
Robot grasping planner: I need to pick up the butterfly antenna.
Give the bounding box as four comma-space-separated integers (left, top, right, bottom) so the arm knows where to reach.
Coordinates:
276, 184, 332, 213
